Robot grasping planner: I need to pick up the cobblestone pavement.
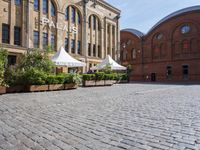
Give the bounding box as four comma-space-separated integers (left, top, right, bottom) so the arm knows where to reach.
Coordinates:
1, 84, 200, 150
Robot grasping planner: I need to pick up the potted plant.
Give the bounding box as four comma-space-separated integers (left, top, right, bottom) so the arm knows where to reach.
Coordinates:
119, 73, 128, 83
64, 74, 80, 90
95, 72, 105, 86
47, 74, 65, 91
24, 68, 49, 92
82, 74, 96, 87
0, 48, 8, 94
5, 67, 25, 93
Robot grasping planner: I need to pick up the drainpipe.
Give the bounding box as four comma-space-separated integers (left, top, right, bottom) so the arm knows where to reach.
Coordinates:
26, 0, 30, 50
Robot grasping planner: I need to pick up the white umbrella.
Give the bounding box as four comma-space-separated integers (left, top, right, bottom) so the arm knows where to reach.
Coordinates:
91, 55, 126, 70
51, 47, 86, 67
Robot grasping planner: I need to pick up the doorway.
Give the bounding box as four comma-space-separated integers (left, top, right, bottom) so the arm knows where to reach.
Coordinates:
151, 73, 156, 82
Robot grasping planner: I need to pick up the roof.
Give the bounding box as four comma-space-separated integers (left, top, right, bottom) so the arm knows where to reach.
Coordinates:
148, 5, 200, 34
121, 28, 144, 38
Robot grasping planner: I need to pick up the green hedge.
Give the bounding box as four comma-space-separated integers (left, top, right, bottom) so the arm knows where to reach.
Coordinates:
82, 74, 96, 81
82, 73, 128, 81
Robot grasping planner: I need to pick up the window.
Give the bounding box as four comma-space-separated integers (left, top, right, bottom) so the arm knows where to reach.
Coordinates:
14, 26, 21, 46
132, 49, 136, 59
65, 38, 68, 52
98, 45, 101, 58
166, 66, 172, 80
34, 31, 39, 48
93, 44, 96, 57
51, 34, 55, 50
93, 16, 96, 30
42, 33, 48, 49
182, 65, 189, 80
182, 40, 189, 51
156, 33, 163, 40
15, 0, 21, 5
78, 13, 81, 24
71, 7, 75, 23
65, 7, 69, 20
7, 55, 17, 66
51, 2, 56, 17
77, 41, 81, 54
34, 0, 39, 11
88, 17, 91, 28
2, 24, 10, 44
181, 25, 190, 34
123, 51, 127, 61
43, 0, 48, 14
71, 39, 75, 53
88, 43, 91, 56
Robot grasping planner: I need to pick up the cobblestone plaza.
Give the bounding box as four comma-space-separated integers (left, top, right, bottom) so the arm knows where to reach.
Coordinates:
1, 84, 200, 150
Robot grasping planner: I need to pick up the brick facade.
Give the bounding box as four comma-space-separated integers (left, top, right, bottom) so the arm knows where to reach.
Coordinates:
120, 6, 200, 82
0, 0, 120, 72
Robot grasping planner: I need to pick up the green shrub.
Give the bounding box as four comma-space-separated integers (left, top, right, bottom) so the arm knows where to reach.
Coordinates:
65, 73, 81, 84
95, 72, 105, 81
121, 73, 128, 80
0, 48, 8, 86
46, 75, 65, 84
18, 49, 55, 73
23, 68, 47, 85
104, 74, 114, 80
82, 74, 96, 81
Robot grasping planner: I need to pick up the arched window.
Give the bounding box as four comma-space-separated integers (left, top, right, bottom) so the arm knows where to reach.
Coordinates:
34, 0, 39, 11
51, 1, 56, 17
71, 7, 76, 23
65, 7, 69, 20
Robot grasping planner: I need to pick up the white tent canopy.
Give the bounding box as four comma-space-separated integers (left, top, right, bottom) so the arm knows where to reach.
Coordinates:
51, 47, 86, 67
91, 55, 126, 70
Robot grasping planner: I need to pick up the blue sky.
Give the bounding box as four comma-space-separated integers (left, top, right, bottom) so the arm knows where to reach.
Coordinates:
106, 0, 200, 33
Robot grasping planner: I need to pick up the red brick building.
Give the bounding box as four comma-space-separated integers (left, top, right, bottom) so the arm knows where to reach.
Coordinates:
120, 6, 200, 82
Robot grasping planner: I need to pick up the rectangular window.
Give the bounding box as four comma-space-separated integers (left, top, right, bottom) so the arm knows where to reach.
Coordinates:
51, 34, 55, 50
166, 66, 172, 80
77, 40, 81, 54
43, 0, 48, 14
14, 26, 21, 46
182, 65, 189, 80
42, 32, 48, 49
34, 31, 39, 48
88, 43, 91, 56
8, 55, 17, 66
15, 0, 21, 5
98, 45, 101, 58
2, 24, 10, 44
71, 39, 75, 53
34, 0, 39, 11
93, 44, 96, 57
65, 38, 68, 52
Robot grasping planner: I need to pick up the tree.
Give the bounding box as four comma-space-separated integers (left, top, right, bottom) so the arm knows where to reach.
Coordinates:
0, 48, 8, 86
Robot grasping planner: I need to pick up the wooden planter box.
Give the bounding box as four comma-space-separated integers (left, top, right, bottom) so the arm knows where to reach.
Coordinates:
119, 80, 128, 83
95, 80, 105, 86
104, 80, 115, 86
6, 85, 25, 93
26, 85, 49, 92
64, 83, 78, 90
0, 86, 6, 94
48, 84, 64, 91
83, 80, 95, 87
